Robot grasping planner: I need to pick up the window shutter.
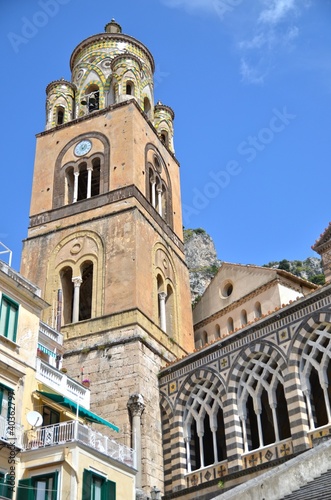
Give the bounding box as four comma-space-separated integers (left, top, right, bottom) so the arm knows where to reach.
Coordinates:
17, 478, 33, 500
82, 469, 92, 500
104, 479, 116, 500
52, 471, 59, 500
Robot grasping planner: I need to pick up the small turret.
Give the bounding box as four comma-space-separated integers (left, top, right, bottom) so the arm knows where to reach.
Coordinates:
154, 101, 175, 152
104, 19, 122, 34
45, 79, 75, 130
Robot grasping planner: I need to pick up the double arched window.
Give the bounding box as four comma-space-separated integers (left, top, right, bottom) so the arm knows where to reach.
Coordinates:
60, 261, 93, 325
157, 274, 175, 336
183, 375, 226, 472
238, 350, 291, 452
146, 146, 173, 227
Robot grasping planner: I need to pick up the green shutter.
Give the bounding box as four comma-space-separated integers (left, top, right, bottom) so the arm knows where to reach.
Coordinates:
17, 478, 33, 500
0, 297, 18, 342
105, 479, 116, 500
51, 471, 59, 500
82, 469, 92, 500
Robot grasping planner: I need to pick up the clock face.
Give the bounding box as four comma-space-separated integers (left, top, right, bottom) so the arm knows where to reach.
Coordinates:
74, 140, 92, 157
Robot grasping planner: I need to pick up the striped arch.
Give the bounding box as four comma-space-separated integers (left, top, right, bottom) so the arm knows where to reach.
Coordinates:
175, 369, 227, 473
228, 341, 291, 454
291, 312, 331, 431
229, 341, 288, 388
290, 311, 331, 362
160, 392, 175, 492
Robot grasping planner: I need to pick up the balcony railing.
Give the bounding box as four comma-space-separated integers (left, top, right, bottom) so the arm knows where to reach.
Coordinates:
39, 321, 63, 345
0, 415, 23, 448
23, 420, 135, 468
35, 358, 90, 408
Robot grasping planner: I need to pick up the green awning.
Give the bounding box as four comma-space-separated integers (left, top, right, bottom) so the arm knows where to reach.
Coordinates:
38, 343, 57, 358
36, 391, 119, 432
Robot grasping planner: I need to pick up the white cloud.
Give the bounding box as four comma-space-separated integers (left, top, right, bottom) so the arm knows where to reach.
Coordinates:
259, 0, 297, 25
235, 1, 308, 84
240, 58, 268, 85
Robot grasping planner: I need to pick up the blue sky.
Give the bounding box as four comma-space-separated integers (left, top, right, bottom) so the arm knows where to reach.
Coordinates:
1, 0, 331, 270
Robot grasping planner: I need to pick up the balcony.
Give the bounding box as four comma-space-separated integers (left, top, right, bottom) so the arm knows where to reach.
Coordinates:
39, 321, 63, 345
0, 415, 23, 448
23, 420, 135, 468
35, 358, 90, 408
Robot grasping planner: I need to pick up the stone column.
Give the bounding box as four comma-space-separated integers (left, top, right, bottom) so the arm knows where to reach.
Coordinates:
158, 292, 167, 332
87, 166, 93, 199
157, 187, 163, 216
151, 181, 156, 208
72, 277, 82, 323
73, 171, 79, 203
128, 393, 145, 490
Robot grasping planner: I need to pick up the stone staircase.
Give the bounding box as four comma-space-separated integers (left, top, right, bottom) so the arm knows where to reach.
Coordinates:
282, 468, 331, 499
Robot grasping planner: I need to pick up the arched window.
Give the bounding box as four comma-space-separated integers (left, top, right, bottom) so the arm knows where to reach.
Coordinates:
144, 97, 151, 119
227, 317, 234, 334
184, 377, 226, 472
157, 275, 166, 331
126, 82, 133, 95
66, 167, 75, 204
59, 262, 93, 324
166, 284, 175, 336
241, 309, 248, 326
255, 302, 262, 318
145, 146, 173, 228
81, 85, 99, 113
91, 158, 101, 197
301, 324, 331, 429
56, 106, 64, 125
238, 351, 291, 452
202, 331, 208, 345
160, 130, 169, 146
77, 162, 88, 201
60, 266, 73, 325
215, 324, 221, 338
79, 261, 93, 321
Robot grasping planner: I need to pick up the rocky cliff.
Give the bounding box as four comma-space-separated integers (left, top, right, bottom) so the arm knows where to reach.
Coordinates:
183, 228, 221, 303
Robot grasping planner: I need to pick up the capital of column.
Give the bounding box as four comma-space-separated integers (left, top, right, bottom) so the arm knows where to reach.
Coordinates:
158, 291, 167, 301
127, 393, 145, 417
72, 276, 83, 287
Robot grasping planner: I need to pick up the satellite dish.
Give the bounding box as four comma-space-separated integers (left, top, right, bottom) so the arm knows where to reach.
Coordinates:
26, 411, 43, 428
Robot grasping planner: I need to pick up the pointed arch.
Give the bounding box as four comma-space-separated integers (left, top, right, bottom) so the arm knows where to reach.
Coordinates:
175, 369, 227, 472
228, 342, 290, 453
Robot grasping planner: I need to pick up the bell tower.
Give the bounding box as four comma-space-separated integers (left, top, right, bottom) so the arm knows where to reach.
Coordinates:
20, 20, 194, 496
